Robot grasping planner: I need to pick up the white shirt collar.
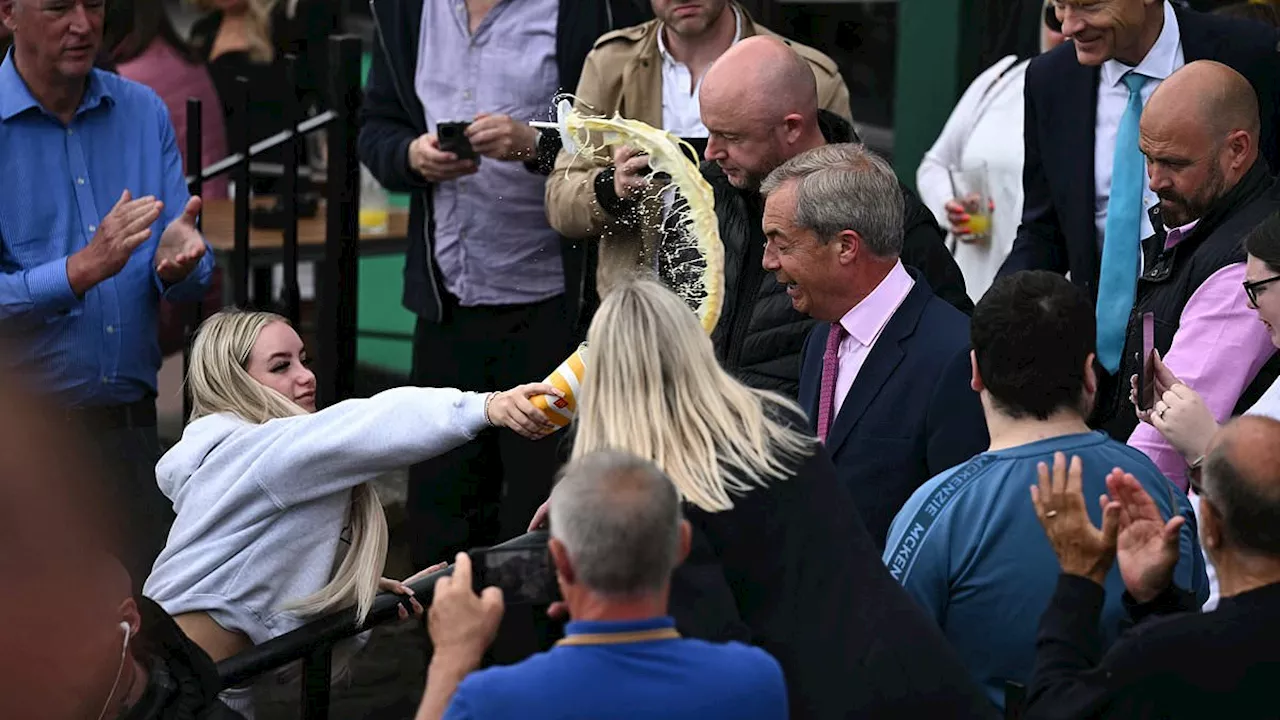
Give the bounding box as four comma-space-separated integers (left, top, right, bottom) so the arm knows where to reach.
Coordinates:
1101, 1, 1181, 87
657, 5, 743, 67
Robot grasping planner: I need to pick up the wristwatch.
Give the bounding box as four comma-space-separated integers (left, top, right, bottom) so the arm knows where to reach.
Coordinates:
1187, 454, 1206, 494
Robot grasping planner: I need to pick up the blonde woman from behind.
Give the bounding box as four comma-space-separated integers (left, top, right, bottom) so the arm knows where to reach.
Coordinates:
144, 309, 560, 716
561, 278, 994, 720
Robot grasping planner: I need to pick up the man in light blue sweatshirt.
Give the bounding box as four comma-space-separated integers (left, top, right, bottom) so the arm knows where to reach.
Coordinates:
882, 271, 1209, 712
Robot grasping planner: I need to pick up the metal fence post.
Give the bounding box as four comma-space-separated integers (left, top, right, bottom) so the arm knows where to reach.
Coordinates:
300, 646, 332, 720
232, 76, 251, 308
281, 55, 303, 327
183, 97, 204, 423
317, 35, 363, 408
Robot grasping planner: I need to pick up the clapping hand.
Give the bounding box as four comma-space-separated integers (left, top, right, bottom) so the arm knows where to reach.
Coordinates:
1031, 452, 1121, 586
486, 383, 564, 439
67, 190, 163, 296
1106, 469, 1185, 603
155, 196, 208, 284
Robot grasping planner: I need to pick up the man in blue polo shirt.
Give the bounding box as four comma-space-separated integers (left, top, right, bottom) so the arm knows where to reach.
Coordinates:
0, 0, 213, 590
415, 450, 788, 720
882, 271, 1208, 712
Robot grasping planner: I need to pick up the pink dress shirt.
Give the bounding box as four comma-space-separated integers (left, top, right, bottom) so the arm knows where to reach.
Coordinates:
1127, 222, 1275, 490
832, 261, 916, 418
117, 40, 229, 199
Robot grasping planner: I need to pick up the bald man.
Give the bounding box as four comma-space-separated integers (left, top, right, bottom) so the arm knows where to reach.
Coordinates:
655, 35, 970, 398
1090, 61, 1280, 492
1027, 416, 1280, 717
544, 0, 850, 308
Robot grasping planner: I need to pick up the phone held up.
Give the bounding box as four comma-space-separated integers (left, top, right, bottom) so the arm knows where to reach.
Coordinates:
468, 530, 560, 606
436, 120, 478, 160
1138, 312, 1157, 412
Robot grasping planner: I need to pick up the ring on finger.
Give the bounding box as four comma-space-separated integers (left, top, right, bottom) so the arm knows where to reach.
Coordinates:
1045, 510, 1059, 518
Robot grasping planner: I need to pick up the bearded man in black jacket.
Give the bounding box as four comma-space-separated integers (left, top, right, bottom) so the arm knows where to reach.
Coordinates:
638, 36, 972, 398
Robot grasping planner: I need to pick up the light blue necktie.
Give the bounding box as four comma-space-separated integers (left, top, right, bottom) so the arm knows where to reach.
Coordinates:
1097, 71, 1150, 373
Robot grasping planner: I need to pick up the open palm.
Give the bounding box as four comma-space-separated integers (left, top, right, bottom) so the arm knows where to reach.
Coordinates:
1107, 470, 1185, 603
155, 196, 207, 283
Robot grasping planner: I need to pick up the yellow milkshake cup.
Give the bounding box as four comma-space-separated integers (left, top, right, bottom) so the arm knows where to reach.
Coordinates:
531, 342, 588, 429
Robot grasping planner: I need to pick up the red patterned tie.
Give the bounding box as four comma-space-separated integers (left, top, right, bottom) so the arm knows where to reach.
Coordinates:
817, 322, 845, 443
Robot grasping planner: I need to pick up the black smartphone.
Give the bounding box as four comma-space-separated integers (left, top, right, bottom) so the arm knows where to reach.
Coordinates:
1139, 312, 1156, 411
436, 120, 477, 160
469, 534, 559, 606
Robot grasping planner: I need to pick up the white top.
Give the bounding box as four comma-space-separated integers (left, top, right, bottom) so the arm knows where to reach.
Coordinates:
144, 387, 490, 644
1192, 375, 1280, 611
917, 55, 1027, 302
656, 5, 743, 138
1094, 0, 1184, 251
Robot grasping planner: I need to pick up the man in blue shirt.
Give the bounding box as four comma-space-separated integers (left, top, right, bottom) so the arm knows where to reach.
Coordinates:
882, 271, 1208, 712
0, 0, 213, 589
415, 450, 788, 720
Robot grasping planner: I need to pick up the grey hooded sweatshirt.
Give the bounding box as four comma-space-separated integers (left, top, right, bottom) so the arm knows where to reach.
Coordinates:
143, 387, 489, 645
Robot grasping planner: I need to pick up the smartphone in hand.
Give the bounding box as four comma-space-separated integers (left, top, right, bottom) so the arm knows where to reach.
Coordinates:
468, 531, 559, 606
437, 120, 477, 160
1138, 312, 1156, 411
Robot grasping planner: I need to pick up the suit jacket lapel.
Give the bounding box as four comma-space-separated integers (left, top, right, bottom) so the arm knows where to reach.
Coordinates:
619, 25, 663, 126
1066, 60, 1101, 273
824, 279, 930, 456
800, 327, 825, 431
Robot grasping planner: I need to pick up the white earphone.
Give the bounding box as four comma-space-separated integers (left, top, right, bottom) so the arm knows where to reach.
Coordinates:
96, 622, 132, 720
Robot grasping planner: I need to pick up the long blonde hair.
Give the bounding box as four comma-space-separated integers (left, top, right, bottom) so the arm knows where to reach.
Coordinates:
189, 0, 280, 64
187, 309, 388, 625
571, 279, 817, 512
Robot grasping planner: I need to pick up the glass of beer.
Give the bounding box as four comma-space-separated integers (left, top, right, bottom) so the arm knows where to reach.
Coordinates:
948, 162, 993, 245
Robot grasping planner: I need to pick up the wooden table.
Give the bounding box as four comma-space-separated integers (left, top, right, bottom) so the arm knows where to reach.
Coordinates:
199, 199, 411, 307
200, 199, 411, 260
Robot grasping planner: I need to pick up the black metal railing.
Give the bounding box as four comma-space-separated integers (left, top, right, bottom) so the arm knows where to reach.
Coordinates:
180, 35, 363, 419
216, 531, 550, 719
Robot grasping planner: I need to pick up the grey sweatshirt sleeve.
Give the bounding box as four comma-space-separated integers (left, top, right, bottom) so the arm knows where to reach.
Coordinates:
231, 387, 490, 508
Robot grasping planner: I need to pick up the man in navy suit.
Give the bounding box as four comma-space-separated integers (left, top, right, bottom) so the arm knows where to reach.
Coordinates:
1000, 0, 1279, 420
762, 143, 990, 548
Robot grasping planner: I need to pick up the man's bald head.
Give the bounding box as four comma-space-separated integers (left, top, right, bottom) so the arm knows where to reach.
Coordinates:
1203, 416, 1280, 557
1145, 60, 1260, 142
1138, 60, 1261, 227
701, 35, 818, 126
699, 36, 825, 190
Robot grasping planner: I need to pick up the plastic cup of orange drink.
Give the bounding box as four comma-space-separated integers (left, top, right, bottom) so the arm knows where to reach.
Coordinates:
531, 342, 588, 430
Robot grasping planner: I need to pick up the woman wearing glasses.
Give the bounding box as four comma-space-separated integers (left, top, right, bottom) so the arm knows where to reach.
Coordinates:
914, 1, 1065, 301
1133, 212, 1280, 609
